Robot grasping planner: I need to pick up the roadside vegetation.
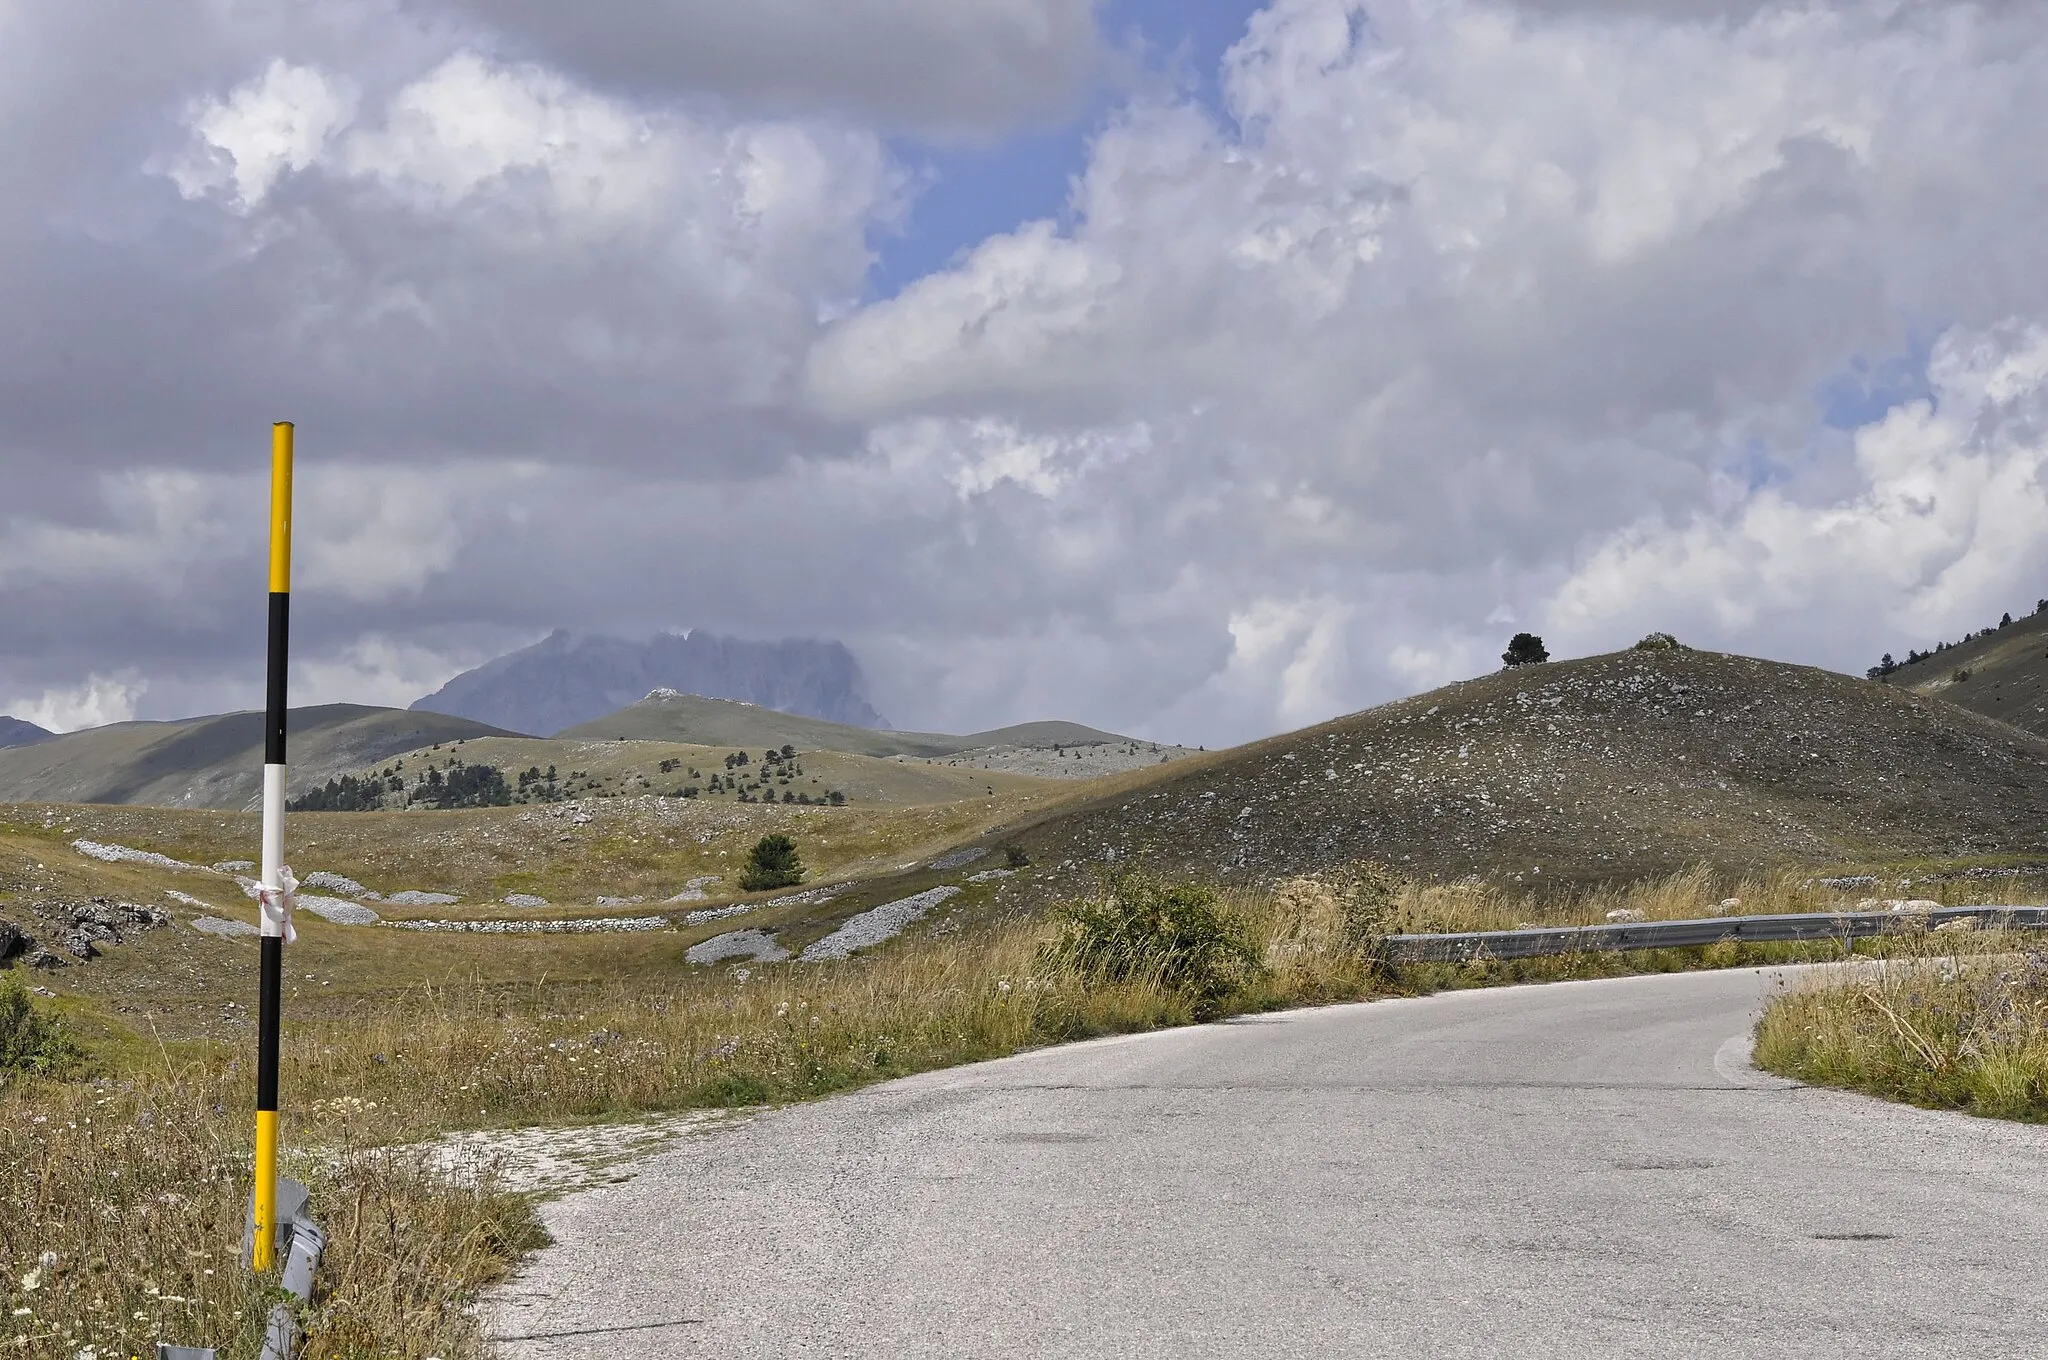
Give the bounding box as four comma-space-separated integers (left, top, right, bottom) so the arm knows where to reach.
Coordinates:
6, 863, 2045, 1357
1754, 933, 2048, 1121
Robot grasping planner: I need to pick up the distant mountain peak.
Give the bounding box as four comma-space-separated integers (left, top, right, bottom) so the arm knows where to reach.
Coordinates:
412, 630, 886, 737
0, 715, 56, 750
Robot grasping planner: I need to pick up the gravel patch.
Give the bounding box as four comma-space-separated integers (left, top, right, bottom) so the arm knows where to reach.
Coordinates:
966, 868, 1016, 883
211, 860, 255, 872
686, 929, 790, 964
303, 871, 376, 898
429, 1112, 732, 1196
298, 896, 381, 925
595, 895, 645, 907
391, 916, 668, 934
164, 890, 212, 908
190, 916, 260, 938
72, 839, 202, 872
385, 890, 461, 906
929, 848, 988, 871
799, 886, 962, 962
504, 893, 551, 909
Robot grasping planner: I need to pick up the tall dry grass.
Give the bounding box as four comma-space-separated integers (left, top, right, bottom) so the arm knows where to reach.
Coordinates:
0, 1058, 541, 1360
6, 863, 2040, 1357
1753, 934, 2048, 1121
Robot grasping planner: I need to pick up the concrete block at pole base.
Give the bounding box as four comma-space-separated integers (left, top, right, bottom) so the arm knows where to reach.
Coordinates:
280, 1217, 326, 1301
244, 1176, 309, 1264
157, 1346, 217, 1360
260, 1302, 300, 1360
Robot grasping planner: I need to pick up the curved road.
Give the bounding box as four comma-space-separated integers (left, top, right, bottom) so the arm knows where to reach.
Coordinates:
492, 967, 2048, 1357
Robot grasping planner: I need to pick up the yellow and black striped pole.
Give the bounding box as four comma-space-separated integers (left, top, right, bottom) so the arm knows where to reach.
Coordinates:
253, 421, 293, 1271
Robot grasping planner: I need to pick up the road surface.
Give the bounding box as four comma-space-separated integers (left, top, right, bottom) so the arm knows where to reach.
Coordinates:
491, 967, 2048, 1357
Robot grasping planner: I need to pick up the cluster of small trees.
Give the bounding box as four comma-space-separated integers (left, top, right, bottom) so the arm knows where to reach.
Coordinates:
286, 772, 393, 813
407, 762, 512, 809
1868, 596, 2047, 680
704, 745, 841, 804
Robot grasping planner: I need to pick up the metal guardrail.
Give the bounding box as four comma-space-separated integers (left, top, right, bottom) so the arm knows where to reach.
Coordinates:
1383, 905, 2048, 963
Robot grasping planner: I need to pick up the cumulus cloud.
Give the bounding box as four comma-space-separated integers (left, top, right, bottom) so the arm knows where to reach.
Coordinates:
172, 59, 358, 208
1546, 322, 2048, 657
2, 675, 148, 734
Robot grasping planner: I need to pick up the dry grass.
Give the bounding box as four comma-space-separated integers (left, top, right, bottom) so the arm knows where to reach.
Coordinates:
0, 1060, 543, 1359
1753, 932, 2048, 1121
8, 864, 2045, 1357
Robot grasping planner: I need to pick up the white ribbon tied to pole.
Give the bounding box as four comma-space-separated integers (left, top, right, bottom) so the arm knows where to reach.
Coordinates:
259, 865, 299, 944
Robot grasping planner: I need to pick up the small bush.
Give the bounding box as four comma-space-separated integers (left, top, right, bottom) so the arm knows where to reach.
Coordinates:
1040, 871, 1261, 1005
739, 834, 805, 892
0, 972, 81, 1080
1004, 844, 1031, 868
1633, 632, 1686, 652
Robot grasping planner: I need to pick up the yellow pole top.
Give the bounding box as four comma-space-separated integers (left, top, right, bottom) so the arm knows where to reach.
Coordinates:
269, 422, 294, 595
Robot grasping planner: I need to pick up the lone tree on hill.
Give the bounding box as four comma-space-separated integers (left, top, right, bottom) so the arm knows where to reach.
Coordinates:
1502, 632, 1550, 668
739, 834, 805, 891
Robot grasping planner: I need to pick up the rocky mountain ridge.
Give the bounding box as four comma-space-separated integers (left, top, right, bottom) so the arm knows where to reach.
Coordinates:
412, 630, 886, 736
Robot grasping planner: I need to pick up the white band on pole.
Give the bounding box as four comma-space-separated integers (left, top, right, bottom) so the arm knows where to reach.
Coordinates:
260, 763, 293, 941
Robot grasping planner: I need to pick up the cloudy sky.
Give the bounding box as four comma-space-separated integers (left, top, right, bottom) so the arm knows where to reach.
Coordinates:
4, 0, 2048, 745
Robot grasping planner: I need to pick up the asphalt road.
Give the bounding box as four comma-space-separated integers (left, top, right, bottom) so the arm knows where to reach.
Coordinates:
491, 967, 2048, 1357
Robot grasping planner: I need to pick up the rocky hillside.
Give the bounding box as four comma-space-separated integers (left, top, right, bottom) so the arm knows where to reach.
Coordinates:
412, 630, 887, 735
0, 705, 513, 809
997, 648, 2048, 890
0, 716, 53, 749
1888, 607, 2048, 740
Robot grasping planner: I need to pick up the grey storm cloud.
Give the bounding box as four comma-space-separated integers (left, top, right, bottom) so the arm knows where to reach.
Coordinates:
421, 0, 1107, 140
6, 0, 2048, 746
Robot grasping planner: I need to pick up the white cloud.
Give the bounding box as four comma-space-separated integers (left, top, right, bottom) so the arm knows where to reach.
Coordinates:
292, 634, 485, 708
172, 59, 356, 208
4, 674, 146, 733
343, 53, 665, 215
1544, 321, 2048, 658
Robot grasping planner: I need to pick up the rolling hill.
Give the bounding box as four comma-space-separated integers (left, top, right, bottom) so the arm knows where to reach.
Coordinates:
0, 705, 515, 810
1888, 607, 2048, 740
0, 717, 54, 749
557, 690, 1142, 760
333, 733, 1060, 808
992, 647, 2048, 891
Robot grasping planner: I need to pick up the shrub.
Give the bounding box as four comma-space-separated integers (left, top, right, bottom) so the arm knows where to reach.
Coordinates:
1040, 871, 1261, 1006
0, 973, 80, 1081
1004, 844, 1031, 868
1633, 632, 1686, 652
1501, 632, 1550, 667
739, 834, 805, 892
